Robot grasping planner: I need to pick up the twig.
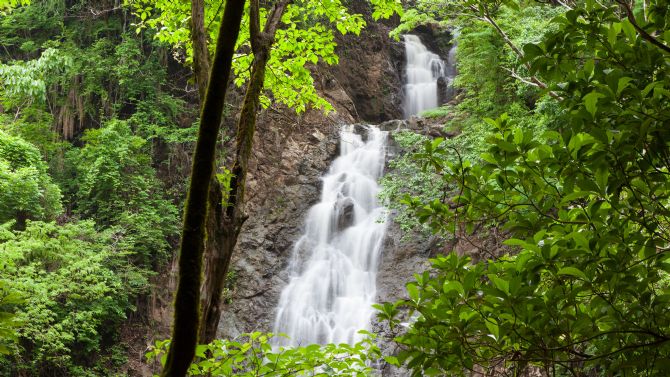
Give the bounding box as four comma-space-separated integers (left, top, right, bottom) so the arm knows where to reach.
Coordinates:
616, 0, 670, 54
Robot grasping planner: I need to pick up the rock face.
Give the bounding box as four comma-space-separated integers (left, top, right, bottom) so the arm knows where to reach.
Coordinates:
334, 196, 356, 232
220, 82, 354, 337
373, 220, 439, 376
330, 12, 405, 122
411, 24, 455, 59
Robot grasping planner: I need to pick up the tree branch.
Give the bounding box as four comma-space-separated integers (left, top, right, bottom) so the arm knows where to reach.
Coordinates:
249, 0, 262, 52
190, 0, 210, 101
262, 0, 290, 36
616, 0, 670, 54
480, 10, 560, 99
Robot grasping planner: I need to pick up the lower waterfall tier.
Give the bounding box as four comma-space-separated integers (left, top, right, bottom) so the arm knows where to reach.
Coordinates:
272, 125, 389, 346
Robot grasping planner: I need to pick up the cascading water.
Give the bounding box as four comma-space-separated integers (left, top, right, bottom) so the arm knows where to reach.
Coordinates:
273, 125, 388, 346
403, 34, 448, 118
443, 32, 459, 103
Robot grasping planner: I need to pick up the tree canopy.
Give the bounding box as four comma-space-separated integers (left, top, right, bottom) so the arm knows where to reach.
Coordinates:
379, 0, 670, 375
128, 0, 402, 112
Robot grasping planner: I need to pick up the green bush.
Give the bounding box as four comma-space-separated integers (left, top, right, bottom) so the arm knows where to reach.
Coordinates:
0, 220, 149, 376
66, 120, 178, 266
147, 332, 381, 376
0, 130, 61, 227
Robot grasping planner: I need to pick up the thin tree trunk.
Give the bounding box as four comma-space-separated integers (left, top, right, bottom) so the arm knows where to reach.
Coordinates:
160, 0, 245, 375
187, 0, 242, 345
187, 0, 235, 344
197, 0, 292, 345
191, 0, 210, 100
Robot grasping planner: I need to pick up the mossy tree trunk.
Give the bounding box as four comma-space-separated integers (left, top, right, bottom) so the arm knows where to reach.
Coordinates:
160, 0, 245, 375
190, 0, 211, 102
187, 0, 233, 345
197, 0, 293, 345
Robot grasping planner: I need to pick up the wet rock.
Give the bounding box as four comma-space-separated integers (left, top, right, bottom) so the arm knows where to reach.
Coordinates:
309, 129, 326, 143
427, 125, 458, 139
437, 76, 449, 105
331, 18, 405, 122
379, 119, 407, 132
335, 197, 356, 231
373, 220, 439, 377
407, 116, 425, 131
353, 123, 370, 137
411, 24, 455, 59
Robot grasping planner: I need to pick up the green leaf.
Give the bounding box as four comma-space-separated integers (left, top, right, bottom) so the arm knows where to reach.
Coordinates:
583, 91, 605, 117
487, 274, 509, 294
607, 23, 621, 46
595, 167, 608, 193
407, 283, 420, 301
557, 267, 587, 280
485, 319, 499, 341
442, 280, 464, 296
523, 43, 543, 59
621, 19, 636, 39
617, 77, 633, 95
383, 355, 400, 366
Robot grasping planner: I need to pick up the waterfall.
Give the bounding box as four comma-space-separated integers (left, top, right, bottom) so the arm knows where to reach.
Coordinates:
403, 34, 447, 118
443, 32, 458, 103
273, 125, 388, 346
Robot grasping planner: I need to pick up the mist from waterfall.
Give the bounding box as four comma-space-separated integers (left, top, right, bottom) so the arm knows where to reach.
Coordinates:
403, 34, 447, 118
273, 125, 388, 346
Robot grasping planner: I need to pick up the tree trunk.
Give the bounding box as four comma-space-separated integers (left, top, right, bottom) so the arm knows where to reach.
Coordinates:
187, 0, 242, 345
187, 0, 236, 344
198, 178, 241, 342
197, 0, 292, 345
190, 0, 210, 101
160, 0, 245, 376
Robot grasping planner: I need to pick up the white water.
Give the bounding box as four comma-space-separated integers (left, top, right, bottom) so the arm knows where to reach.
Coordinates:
443, 33, 458, 103
273, 125, 389, 346
403, 34, 447, 118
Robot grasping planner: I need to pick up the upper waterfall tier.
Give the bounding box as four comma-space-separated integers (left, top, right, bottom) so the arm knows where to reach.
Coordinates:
403, 34, 447, 118
272, 125, 389, 346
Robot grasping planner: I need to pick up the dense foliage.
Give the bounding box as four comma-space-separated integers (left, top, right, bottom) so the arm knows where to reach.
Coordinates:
381, 0, 670, 375
0, 220, 148, 375
0, 1, 184, 375
0, 130, 61, 227
147, 332, 380, 376
65, 120, 178, 267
